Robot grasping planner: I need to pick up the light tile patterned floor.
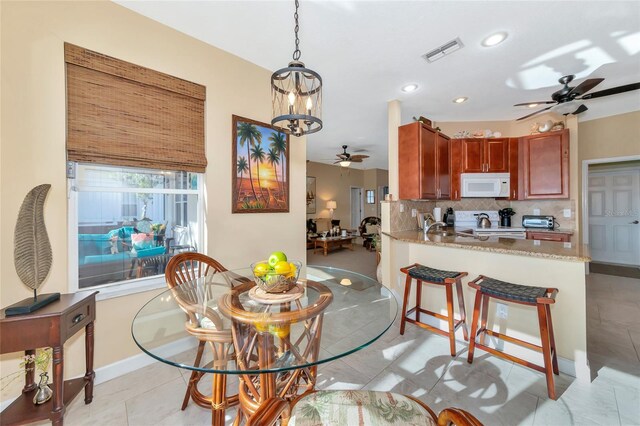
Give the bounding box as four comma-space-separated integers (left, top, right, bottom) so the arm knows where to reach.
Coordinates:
55, 272, 639, 425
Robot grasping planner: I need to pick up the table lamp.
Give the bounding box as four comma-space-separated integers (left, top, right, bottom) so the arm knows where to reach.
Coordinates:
326, 200, 337, 220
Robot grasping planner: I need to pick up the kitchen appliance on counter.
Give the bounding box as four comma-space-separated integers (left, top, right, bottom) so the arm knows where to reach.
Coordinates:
476, 213, 492, 228
498, 208, 516, 227
455, 210, 526, 239
444, 207, 455, 227
522, 215, 555, 229
461, 173, 510, 198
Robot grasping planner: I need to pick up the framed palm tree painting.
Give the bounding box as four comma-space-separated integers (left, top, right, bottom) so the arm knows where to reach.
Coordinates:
232, 115, 290, 213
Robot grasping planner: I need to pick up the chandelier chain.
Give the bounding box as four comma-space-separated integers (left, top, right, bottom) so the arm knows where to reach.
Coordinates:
293, 0, 301, 61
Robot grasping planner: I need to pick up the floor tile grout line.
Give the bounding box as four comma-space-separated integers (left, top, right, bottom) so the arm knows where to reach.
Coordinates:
628, 328, 640, 363
612, 386, 623, 426
531, 396, 540, 425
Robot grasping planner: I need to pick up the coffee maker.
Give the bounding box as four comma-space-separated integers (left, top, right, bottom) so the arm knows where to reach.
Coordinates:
443, 207, 455, 227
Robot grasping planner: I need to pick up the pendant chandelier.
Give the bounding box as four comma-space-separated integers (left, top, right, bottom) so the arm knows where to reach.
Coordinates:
271, 0, 322, 137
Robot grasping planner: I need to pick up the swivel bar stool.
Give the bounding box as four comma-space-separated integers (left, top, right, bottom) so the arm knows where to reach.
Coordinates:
400, 264, 469, 356
467, 275, 559, 400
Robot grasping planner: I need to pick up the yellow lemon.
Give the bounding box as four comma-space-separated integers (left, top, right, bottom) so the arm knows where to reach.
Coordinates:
273, 260, 291, 275
269, 323, 290, 339
253, 262, 270, 277
287, 262, 298, 278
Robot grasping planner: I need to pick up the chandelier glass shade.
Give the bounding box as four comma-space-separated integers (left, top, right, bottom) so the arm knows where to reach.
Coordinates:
271, 0, 323, 137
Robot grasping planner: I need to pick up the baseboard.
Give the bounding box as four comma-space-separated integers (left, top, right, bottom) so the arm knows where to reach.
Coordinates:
1, 337, 197, 412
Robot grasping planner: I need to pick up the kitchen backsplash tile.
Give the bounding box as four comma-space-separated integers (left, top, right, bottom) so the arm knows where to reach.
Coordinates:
511, 199, 576, 230
391, 198, 576, 231
389, 200, 436, 231
435, 198, 576, 229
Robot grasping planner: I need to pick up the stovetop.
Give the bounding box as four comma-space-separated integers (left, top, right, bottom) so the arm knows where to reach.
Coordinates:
454, 210, 525, 232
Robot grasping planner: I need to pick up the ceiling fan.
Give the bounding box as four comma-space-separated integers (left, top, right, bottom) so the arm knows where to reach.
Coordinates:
334, 145, 369, 167
514, 74, 640, 121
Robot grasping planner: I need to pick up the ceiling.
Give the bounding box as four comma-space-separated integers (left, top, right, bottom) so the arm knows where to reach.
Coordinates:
115, 1, 640, 170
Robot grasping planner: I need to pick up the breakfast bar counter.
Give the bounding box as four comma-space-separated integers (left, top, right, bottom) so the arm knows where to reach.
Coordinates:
384, 230, 590, 262
380, 207, 592, 382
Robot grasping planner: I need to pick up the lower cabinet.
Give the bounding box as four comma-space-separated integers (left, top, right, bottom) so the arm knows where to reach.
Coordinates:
526, 231, 571, 242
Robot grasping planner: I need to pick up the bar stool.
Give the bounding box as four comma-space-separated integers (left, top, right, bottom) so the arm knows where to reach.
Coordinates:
400, 264, 469, 356
467, 275, 559, 400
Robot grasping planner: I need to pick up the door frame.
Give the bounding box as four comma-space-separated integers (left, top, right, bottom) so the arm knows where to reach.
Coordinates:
350, 186, 364, 231
581, 154, 640, 246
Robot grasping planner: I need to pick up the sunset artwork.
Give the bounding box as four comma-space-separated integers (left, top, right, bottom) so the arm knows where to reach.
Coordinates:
232, 115, 290, 213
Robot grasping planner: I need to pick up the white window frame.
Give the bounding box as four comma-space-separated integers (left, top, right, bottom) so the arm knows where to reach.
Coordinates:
67, 164, 204, 301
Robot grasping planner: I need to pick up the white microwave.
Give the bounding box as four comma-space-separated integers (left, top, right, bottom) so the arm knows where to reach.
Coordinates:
461, 173, 510, 198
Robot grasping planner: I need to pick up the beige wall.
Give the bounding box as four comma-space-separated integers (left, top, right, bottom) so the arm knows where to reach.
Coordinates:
1, 0, 306, 400
577, 111, 640, 241
306, 161, 388, 228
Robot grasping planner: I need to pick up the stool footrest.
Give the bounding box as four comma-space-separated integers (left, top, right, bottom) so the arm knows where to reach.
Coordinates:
480, 328, 543, 353
408, 306, 449, 322
472, 342, 549, 374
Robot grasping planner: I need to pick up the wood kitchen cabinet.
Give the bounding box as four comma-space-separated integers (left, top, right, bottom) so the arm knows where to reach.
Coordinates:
461, 138, 509, 173
526, 231, 571, 242
398, 122, 451, 200
507, 137, 519, 200
519, 129, 569, 199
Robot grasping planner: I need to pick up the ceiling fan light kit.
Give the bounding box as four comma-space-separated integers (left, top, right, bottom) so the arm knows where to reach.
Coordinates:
333, 145, 369, 167
271, 0, 322, 137
514, 74, 640, 121
453, 97, 468, 104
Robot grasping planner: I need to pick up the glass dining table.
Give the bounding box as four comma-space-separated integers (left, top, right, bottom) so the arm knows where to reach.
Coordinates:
132, 266, 397, 425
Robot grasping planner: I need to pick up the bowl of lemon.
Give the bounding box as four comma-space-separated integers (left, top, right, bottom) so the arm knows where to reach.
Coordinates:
251, 251, 301, 293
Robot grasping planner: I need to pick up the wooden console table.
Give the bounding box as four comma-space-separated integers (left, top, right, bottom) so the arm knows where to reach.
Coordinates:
0, 292, 97, 426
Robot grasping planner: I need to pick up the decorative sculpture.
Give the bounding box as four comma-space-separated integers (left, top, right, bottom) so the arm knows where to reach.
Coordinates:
6, 184, 59, 315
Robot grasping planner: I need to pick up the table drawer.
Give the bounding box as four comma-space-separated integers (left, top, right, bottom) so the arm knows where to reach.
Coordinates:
62, 300, 93, 340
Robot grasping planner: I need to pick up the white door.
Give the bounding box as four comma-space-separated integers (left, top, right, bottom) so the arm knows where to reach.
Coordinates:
350, 187, 362, 230
588, 167, 640, 265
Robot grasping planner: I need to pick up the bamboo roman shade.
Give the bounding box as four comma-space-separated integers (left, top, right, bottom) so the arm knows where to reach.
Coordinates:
65, 43, 207, 172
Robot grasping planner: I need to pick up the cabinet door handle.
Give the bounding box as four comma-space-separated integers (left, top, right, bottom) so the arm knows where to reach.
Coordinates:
72, 314, 85, 325
455, 189, 458, 199
512, 189, 515, 199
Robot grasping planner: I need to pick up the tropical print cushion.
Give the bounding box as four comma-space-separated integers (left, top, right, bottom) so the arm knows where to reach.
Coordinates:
290, 390, 436, 426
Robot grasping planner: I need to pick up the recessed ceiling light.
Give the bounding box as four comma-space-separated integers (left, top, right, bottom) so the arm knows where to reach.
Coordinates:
453, 97, 468, 104
528, 103, 539, 108
401, 84, 419, 93
482, 32, 508, 47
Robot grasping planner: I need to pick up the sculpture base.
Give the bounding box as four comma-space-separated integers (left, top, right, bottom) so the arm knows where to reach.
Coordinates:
4, 293, 60, 316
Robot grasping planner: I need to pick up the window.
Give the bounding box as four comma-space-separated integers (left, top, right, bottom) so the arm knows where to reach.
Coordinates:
366, 190, 375, 204
69, 164, 202, 296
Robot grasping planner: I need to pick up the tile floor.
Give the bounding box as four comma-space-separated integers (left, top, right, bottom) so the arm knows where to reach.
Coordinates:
54, 273, 640, 425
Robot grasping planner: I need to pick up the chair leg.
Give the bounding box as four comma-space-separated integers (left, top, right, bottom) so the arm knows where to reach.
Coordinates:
415, 279, 422, 323
546, 304, 559, 375
182, 340, 206, 410
479, 294, 490, 346
400, 273, 412, 335
467, 290, 482, 363
445, 283, 456, 356
455, 279, 469, 341
537, 304, 557, 400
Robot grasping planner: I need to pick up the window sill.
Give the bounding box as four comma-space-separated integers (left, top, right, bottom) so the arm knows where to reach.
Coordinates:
76, 276, 167, 302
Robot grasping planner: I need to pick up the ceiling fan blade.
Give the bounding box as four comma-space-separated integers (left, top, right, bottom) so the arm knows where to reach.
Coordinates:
350, 158, 363, 163
513, 101, 556, 107
349, 155, 369, 160
572, 104, 588, 115
568, 78, 604, 97
516, 105, 554, 121
581, 82, 640, 100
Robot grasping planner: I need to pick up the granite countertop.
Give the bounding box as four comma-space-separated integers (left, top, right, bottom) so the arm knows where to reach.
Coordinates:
384, 230, 590, 262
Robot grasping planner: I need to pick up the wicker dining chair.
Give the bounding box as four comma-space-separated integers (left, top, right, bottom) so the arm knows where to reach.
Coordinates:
247, 390, 483, 426
164, 252, 239, 421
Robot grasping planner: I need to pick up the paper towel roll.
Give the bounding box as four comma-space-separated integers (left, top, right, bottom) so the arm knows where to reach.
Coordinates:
433, 207, 442, 222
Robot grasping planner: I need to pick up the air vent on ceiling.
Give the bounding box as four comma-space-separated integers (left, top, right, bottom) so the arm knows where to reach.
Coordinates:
422, 38, 464, 63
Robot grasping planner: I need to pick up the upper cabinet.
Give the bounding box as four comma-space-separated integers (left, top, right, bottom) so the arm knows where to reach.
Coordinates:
398, 122, 451, 200
461, 138, 509, 173
519, 129, 570, 199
